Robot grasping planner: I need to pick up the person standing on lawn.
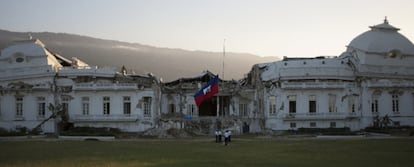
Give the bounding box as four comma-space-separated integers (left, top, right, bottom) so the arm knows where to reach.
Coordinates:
215, 129, 219, 143
224, 130, 230, 146
218, 130, 222, 143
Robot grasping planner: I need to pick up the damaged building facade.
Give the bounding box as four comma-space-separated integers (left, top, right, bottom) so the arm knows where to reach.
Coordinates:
248, 19, 414, 131
0, 39, 159, 133
159, 71, 262, 133
1, 19, 414, 134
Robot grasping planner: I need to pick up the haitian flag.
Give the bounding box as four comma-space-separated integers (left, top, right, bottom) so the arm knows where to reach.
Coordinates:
194, 76, 219, 106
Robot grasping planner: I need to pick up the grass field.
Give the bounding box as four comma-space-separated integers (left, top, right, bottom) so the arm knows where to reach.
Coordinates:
1, 138, 413, 167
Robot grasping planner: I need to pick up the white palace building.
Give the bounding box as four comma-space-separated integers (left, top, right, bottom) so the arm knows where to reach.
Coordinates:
248, 18, 414, 131
1, 18, 414, 134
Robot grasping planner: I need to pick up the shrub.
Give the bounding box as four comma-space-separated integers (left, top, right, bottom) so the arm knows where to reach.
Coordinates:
0, 128, 26, 136
296, 127, 353, 135
61, 127, 121, 136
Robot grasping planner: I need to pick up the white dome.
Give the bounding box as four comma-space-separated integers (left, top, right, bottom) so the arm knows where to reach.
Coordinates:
0, 39, 49, 59
348, 18, 414, 55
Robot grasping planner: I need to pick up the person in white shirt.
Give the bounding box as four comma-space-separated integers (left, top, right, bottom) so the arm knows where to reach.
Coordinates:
224, 130, 230, 146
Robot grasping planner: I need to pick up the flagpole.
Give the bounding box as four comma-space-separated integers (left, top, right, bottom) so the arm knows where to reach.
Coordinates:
222, 38, 225, 80
221, 39, 225, 117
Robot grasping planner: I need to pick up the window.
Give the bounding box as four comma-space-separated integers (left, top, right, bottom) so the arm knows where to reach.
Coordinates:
239, 103, 248, 117
269, 96, 277, 115
309, 95, 316, 113
330, 122, 336, 128
123, 96, 131, 115
288, 96, 296, 113
103, 96, 110, 115
143, 97, 152, 117
16, 97, 23, 117
392, 95, 399, 113
349, 96, 355, 113
16, 57, 24, 63
351, 104, 355, 113
310, 122, 316, 128
187, 104, 195, 116
169, 103, 175, 114
290, 122, 296, 128
82, 97, 89, 115
258, 98, 263, 117
329, 94, 336, 113
371, 99, 378, 113
37, 97, 46, 118
62, 96, 70, 115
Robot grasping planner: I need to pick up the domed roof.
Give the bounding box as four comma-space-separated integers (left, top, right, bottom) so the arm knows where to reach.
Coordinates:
0, 39, 49, 59
348, 18, 414, 55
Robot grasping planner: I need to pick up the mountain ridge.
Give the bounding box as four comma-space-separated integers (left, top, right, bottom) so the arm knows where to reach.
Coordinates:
0, 29, 279, 81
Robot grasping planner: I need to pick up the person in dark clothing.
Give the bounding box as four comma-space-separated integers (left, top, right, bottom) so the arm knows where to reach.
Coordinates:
215, 130, 219, 143
218, 130, 222, 143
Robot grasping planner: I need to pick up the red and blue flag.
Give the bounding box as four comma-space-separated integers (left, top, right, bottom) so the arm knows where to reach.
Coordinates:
194, 76, 219, 106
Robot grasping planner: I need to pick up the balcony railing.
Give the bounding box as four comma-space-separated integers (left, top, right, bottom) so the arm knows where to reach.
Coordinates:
367, 81, 414, 88
58, 66, 115, 76
73, 83, 138, 90
32, 83, 50, 90
70, 114, 140, 122
281, 82, 355, 89
0, 66, 55, 80
279, 67, 354, 79
180, 83, 197, 89
280, 112, 358, 120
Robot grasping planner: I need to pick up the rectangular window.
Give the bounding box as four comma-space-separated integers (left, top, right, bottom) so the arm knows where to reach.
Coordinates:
82, 97, 89, 115
143, 97, 152, 117
371, 99, 378, 113
187, 104, 195, 116
258, 98, 263, 117
268, 96, 277, 115
62, 96, 70, 115
37, 97, 46, 118
16, 97, 23, 117
310, 122, 316, 128
392, 95, 399, 113
169, 104, 175, 114
330, 122, 336, 128
309, 95, 316, 113
329, 94, 336, 113
290, 122, 296, 128
349, 96, 355, 113
288, 96, 296, 113
103, 96, 110, 115
123, 96, 131, 115
239, 103, 248, 117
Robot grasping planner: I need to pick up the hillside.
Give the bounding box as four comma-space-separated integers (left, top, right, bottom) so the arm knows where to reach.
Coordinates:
0, 29, 279, 81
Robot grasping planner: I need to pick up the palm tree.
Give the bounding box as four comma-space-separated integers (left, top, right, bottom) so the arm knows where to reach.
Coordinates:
381, 114, 392, 128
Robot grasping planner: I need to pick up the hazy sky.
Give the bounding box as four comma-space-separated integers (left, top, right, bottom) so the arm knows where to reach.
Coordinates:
1, 0, 413, 57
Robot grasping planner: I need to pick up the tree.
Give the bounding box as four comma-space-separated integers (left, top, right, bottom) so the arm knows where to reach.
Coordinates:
381, 114, 392, 128
372, 115, 393, 129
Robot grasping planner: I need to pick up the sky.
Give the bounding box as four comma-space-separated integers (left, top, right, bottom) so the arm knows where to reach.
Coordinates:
1, 0, 413, 57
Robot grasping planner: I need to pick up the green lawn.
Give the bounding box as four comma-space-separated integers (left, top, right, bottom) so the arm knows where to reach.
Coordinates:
1, 138, 413, 167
